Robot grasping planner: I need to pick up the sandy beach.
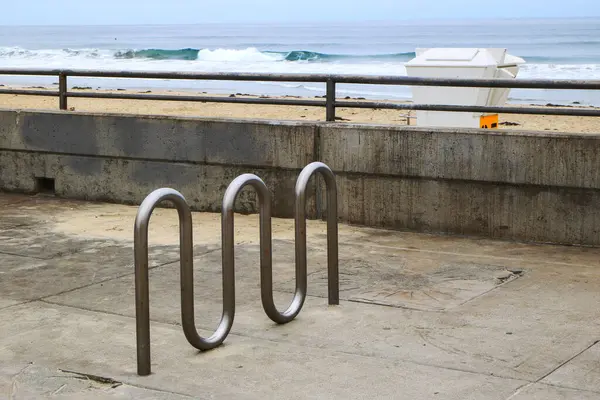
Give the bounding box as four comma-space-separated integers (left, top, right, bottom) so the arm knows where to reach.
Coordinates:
0, 85, 598, 133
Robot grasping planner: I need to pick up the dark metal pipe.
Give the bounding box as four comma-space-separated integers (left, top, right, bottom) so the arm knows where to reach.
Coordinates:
66, 91, 326, 107
0, 68, 599, 89
58, 73, 67, 110
326, 79, 336, 121
0, 89, 59, 96
295, 162, 339, 305
334, 101, 600, 117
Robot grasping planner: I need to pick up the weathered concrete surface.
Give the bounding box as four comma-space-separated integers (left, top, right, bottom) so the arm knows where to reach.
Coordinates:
330, 174, 600, 245
2, 109, 600, 244
0, 151, 307, 217
1, 192, 599, 399
0, 109, 317, 218
317, 124, 600, 245
0, 110, 315, 168
320, 125, 600, 188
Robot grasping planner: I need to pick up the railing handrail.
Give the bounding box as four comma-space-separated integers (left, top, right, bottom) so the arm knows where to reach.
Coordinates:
0, 68, 599, 90
1, 68, 599, 122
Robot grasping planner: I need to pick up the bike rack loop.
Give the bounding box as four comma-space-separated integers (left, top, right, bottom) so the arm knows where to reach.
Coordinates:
295, 161, 339, 306
222, 162, 339, 326
222, 173, 292, 323
134, 188, 234, 376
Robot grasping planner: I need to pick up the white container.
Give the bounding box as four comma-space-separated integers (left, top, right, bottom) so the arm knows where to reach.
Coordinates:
405, 48, 526, 128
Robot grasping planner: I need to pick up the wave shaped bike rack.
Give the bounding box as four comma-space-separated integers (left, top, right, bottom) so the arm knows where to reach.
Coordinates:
134, 161, 338, 376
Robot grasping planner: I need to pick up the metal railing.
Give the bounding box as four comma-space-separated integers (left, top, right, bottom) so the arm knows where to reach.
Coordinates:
1, 68, 599, 121
134, 161, 338, 376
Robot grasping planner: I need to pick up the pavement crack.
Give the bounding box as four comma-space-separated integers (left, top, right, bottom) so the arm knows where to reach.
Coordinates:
534, 339, 598, 383
9, 362, 34, 400
0, 250, 50, 260
504, 340, 599, 399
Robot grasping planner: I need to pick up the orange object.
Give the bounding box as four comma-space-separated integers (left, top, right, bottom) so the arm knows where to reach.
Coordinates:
480, 114, 499, 129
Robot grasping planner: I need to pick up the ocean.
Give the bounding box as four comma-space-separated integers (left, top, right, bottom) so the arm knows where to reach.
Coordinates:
0, 18, 599, 105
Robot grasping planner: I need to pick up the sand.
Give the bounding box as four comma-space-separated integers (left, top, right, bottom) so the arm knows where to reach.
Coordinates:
0, 85, 598, 133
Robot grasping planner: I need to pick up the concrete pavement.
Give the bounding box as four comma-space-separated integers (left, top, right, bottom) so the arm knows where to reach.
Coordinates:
0, 192, 599, 399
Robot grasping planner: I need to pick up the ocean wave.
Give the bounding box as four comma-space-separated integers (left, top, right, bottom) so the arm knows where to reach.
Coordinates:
113, 47, 418, 62
272, 50, 416, 62
114, 48, 200, 60
0, 46, 109, 59
0, 47, 600, 69
0, 46, 417, 63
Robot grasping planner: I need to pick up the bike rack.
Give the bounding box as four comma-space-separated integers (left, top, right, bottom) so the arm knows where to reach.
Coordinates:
134, 162, 338, 376
134, 188, 234, 376
295, 161, 339, 307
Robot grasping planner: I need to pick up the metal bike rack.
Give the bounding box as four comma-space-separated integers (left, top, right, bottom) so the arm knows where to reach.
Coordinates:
295, 162, 339, 306
134, 189, 234, 376
134, 162, 338, 376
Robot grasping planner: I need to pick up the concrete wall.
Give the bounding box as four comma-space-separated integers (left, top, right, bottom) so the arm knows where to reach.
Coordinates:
0, 110, 317, 218
1, 109, 600, 245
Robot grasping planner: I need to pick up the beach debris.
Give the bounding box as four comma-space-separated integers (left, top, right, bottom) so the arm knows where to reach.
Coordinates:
335, 116, 350, 121
546, 103, 573, 108
72, 86, 92, 90
68, 107, 75, 111
344, 96, 351, 99
138, 90, 151, 93
229, 94, 236, 97
572, 101, 581, 104
499, 121, 521, 126
117, 88, 125, 91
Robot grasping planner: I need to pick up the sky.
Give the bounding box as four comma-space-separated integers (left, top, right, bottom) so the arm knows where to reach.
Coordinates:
3, 0, 599, 25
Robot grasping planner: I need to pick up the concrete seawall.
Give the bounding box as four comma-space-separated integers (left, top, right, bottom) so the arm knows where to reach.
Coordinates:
1, 108, 599, 245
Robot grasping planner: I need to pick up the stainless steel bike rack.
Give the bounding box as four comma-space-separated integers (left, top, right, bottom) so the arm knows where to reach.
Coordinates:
134, 188, 234, 376
134, 162, 338, 376
295, 162, 339, 306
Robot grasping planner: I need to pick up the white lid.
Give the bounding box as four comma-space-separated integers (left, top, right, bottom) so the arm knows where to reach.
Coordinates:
406, 48, 510, 68
423, 48, 479, 61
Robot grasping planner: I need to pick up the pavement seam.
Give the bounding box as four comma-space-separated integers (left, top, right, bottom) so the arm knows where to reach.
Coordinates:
504, 340, 599, 399
540, 381, 600, 395
0, 250, 50, 260
57, 369, 200, 399
0, 299, 39, 312
37, 247, 220, 303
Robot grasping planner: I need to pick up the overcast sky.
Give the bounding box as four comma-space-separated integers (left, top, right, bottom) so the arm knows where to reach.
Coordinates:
3, 0, 599, 25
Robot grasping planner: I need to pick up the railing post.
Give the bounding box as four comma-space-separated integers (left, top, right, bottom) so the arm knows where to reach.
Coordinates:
326, 78, 336, 122
59, 73, 67, 110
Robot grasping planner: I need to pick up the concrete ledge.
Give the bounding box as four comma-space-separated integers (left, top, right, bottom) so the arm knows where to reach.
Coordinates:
320, 125, 600, 188
0, 109, 316, 168
0, 151, 313, 217
331, 173, 600, 246
2, 108, 600, 245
